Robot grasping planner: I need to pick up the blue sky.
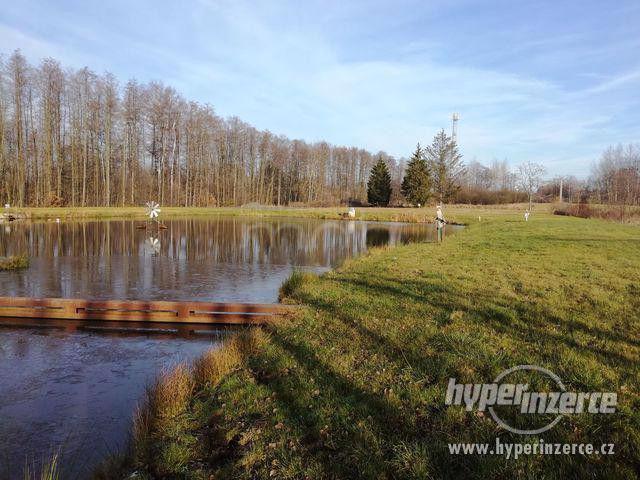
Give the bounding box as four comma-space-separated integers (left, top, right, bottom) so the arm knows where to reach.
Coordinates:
1, 0, 639, 177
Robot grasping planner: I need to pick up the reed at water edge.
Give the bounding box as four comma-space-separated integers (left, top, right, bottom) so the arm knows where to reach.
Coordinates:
95, 329, 264, 478
0, 254, 29, 271
22, 454, 60, 480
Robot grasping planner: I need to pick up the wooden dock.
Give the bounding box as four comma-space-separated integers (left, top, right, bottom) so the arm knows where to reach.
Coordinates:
0, 296, 294, 328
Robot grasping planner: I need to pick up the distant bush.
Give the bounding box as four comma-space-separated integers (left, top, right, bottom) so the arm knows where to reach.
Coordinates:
453, 188, 528, 205
0, 254, 29, 271
46, 194, 65, 207
553, 203, 640, 223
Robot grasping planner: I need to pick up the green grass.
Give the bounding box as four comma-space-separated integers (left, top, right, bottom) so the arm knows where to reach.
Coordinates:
0, 253, 29, 270
103, 331, 264, 479
107, 209, 639, 479
16, 203, 544, 224
279, 270, 317, 301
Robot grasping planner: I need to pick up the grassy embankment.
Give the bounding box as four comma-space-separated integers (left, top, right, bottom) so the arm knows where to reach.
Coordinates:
17, 204, 540, 224
18, 203, 640, 225
99, 206, 639, 479
0, 253, 29, 271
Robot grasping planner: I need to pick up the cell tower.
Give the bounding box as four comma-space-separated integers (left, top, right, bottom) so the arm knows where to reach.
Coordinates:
451, 113, 459, 144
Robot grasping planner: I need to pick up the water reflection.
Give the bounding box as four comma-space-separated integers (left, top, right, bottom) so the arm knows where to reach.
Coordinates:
366, 228, 391, 247
0, 217, 454, 303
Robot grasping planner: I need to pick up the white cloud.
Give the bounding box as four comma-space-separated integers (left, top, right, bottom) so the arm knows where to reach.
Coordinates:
579, 70, 640, 95
0, 23, 67, 61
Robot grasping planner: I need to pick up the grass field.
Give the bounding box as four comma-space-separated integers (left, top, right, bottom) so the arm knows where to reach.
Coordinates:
14, 203, 545, 224
100, 207, 639, 479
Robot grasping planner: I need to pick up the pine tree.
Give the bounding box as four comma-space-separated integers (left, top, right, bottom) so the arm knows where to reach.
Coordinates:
367, 156, 392, 206
425, 130, 465, 203
401, 143, 431, 205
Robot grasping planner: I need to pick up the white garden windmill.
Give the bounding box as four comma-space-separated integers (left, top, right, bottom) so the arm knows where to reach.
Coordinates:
143, 200, 167, 230
145, 201, 161, 220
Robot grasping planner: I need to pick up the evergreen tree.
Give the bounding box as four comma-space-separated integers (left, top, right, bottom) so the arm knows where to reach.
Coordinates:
425, 130, 465, 203
367, 156, 392, 206
401, 143, 431, 205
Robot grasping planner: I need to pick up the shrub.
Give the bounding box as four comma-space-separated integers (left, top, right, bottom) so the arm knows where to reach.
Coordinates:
45, 194, 65, 207
553, 202, 640, 223
454, 188, 529, 204
0, 254, 29, 271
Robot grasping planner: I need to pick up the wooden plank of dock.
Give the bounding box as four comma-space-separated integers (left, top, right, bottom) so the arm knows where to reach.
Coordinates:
0, 296, 295, 326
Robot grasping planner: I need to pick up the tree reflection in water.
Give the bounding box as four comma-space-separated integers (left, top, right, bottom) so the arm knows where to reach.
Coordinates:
0, 217, 456, 303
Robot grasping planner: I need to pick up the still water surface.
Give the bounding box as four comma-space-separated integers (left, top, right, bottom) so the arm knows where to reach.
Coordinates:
0, 328, 219, 479
0, 217, 443, 302
0, 216, 453, 478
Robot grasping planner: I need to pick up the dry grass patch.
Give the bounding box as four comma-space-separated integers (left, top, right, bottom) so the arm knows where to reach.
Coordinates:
193, 329, 263, 387
114, 329, 265, 478
22, 454, 59, 480
151, 363, 195, 420
0, 253, 29, 270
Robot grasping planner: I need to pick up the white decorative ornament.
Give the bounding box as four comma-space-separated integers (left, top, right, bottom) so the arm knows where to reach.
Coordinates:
145, 201, 161, 219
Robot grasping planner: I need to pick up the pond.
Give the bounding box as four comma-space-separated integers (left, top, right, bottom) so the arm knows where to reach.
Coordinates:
0, 216, 459, 478
0, 216, 451, 303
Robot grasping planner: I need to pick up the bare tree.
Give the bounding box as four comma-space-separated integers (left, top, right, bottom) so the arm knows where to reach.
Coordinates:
518, 161, 546, 211
0, 51, 397, 208
590, 144, 640, 219
8, 50, 28, 206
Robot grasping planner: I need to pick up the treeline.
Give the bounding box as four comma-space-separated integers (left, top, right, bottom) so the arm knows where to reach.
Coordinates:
368, 131, 533, 207
589, 143, 640, 207
7, 50, 633, 211
539, 143, 640, 209
0, 50, 403, 207
367, 130, 466, 206
456, 159, 528, 204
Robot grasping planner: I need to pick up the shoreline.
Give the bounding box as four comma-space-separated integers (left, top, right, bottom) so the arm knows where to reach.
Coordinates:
96, 211, 640, 478
6, 204, 544, 226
